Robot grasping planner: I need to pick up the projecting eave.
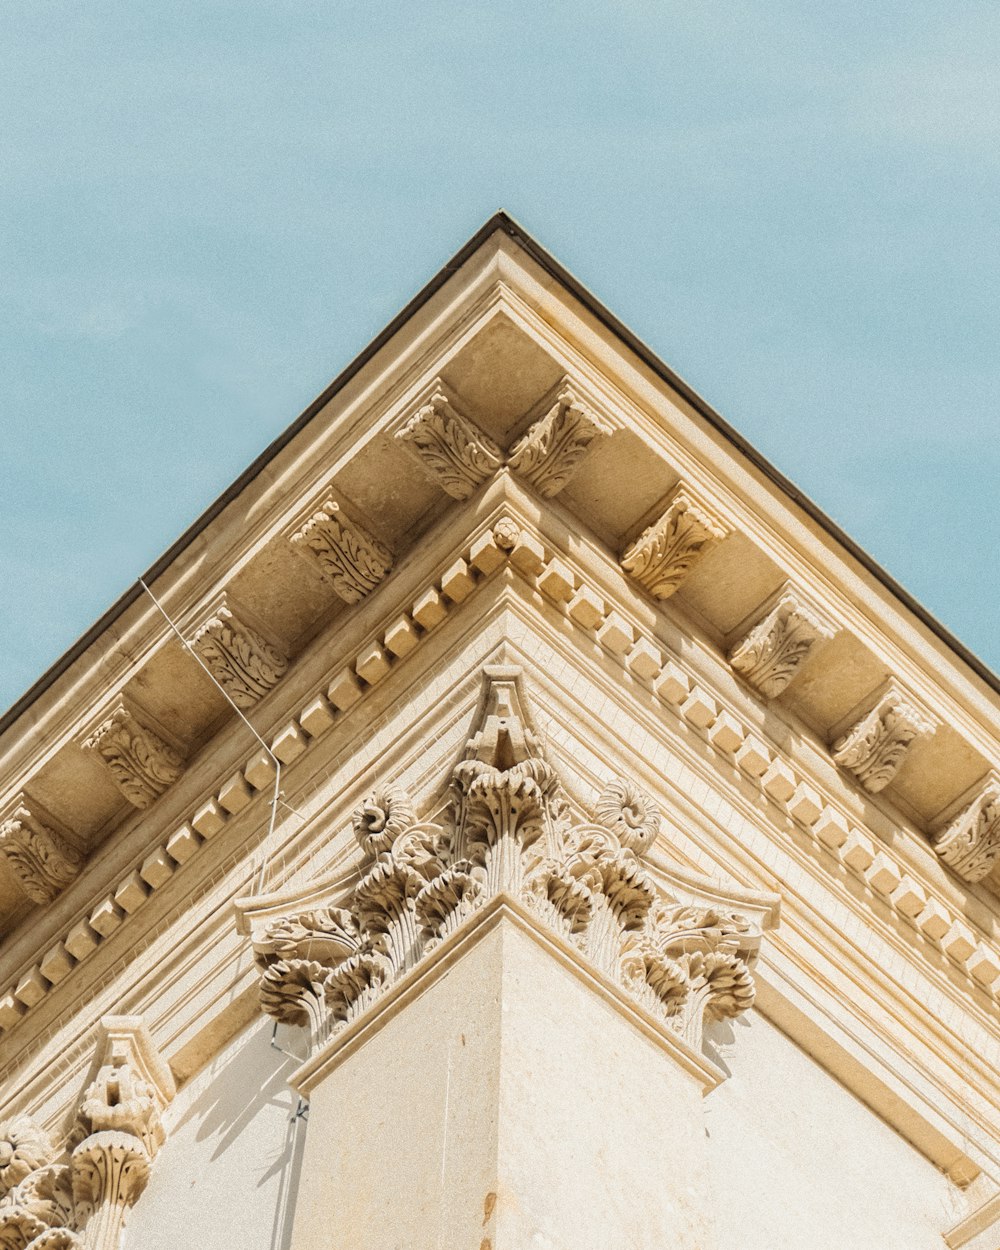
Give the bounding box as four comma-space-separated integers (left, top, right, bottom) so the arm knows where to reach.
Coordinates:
1, 211, 999, 969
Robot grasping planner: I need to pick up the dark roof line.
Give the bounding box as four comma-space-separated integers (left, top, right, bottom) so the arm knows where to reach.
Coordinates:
2, 211, 996, 737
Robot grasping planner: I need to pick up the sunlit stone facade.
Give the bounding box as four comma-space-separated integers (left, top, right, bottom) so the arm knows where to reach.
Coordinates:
1, 216, 999, 1248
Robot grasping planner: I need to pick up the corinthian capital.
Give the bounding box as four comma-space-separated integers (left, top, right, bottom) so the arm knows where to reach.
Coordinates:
621, 486, 730, 600
395, 383, 503, 500
0, 797, 83, 905
80, 698, 184, 810
238, 666, 775, 1062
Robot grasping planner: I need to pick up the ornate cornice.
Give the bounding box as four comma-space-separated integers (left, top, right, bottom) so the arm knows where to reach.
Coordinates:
620, 486, 730, 600
0, 1016, 173, 1250
0, 799, 82, 906
831, 687, 935, 794
289, 496, 393, 604
934, 781, 1000, 884
394, 383, 503, 500
507, 382, 610, 498
191, 598, 288, 709
5, 509, 1000, 1048
239, 666, 767, 1058
79, 699, 184, 811
729, 589, 834, 699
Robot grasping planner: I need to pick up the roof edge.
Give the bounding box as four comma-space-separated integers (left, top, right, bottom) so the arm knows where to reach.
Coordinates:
2, 210, 996, 737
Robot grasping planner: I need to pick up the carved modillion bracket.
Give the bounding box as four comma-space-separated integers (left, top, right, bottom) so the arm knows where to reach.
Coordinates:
394, 382, 503, 500
79, 696, 185, 811
620, 485, 731, 600
507, 380, 611, 498
933, 775, 1000, 883
729, 585, 835, 699
289, 494, 393, 605
830, 684, 936, 794
190, 594, 288, 709
0, 794, 83, 905
0, 1015, 174, 1250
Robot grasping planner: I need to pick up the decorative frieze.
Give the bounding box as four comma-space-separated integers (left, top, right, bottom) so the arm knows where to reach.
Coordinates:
729, 590, 834, 699
0, 799, 83, 905
242, 666, 764, 1056
80, 699, 184, 811
831, 687, 935, 794
289, 497, 393, 604
191, 599, 288, 709
934, 781, 1000, 883
620, 487, 730, 600
394, 385, 503, 500
0, 1016, 173, 1250
507, 383, 610, 498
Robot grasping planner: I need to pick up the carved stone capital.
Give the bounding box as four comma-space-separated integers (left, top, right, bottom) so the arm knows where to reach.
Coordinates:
239, 666, 773, 1060
0, 800, 82, 905
289, 497, 393, 604
80, 699, 184, 810
728, 590, 834, 699
0, 1117, 56, 1201
0, 1018, 172, 1250
395, 384, 503, 500
191, 598, 287, 709
621, 487, 730, 600
831, 687, 935, 794
934, 782, 1000, 883
507, 382, 610, 498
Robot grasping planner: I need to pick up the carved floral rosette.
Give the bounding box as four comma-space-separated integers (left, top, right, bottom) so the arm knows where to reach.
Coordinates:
250, 669, 762, 1057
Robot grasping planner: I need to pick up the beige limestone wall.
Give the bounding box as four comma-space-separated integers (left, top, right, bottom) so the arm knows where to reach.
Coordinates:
705, 1010, 960, 1248
124, 1020, 305, 1250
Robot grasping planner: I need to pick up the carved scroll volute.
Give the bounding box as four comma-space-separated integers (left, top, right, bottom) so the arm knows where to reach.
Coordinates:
507, 382, 611, 498
289, 496, 393, 604
79, 698, 184, 811
934, 781, 1000, 883
0, 799, 83, 905
239, 666, 772, 1066
190, 598, 287, 709
394, 384, 503, 500
831, 687, 935, 793
621, 487, 730, 600
729, 590, 834, 699
70, 1016, 174, 1250
0, 1018, 172, 1250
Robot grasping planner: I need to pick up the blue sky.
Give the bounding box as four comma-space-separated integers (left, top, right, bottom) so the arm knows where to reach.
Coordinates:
2, 3, 998, 712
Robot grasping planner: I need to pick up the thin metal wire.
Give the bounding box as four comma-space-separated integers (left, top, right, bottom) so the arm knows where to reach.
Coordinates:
136, 577, 282, 892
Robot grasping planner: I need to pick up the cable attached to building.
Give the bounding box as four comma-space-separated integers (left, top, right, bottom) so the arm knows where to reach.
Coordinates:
136, 577, 283, 891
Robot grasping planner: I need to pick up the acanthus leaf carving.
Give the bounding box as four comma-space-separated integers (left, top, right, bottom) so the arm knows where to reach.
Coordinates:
933, 782, 1000, 883
0, 802, 82, 906
191, 601, 287, 709
728, 591, 834, 699
507, 383, 610, 498
620, 488, 730, 600
0, 1018, 172, 1250
289, 498, 393, 605
80, 700, 184, 811
243, 666, 770, 1061
831, 687, 934, 794
395, 386, 503, 500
